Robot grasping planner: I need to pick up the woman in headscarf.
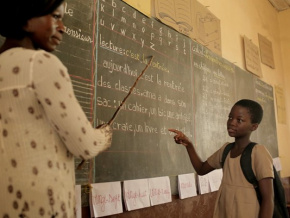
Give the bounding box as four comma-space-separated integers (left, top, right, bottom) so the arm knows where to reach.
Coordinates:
0, 1, 112, 217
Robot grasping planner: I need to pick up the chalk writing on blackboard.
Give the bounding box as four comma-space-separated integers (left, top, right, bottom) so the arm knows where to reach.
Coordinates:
94, 0, 194, 187
192, 41, 235, 160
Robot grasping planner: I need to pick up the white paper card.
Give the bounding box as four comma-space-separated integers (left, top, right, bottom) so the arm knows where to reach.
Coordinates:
123, 179, 150, 211
178, 173, 197, 199
208, 169, 223, 192
197, 174, 210, 194
75, 185, 82, 218
273, 157, 282, 171
90, 182, 123, 217
148, 177, 172, 206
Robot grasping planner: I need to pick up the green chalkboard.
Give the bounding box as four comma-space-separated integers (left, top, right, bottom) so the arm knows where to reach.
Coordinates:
93, 0, 195, 189
254, 78, 278, 157
192, 41, 278, 160
192, 41, 236, 160
55, 0, 95, 121
54, 0, 97, 191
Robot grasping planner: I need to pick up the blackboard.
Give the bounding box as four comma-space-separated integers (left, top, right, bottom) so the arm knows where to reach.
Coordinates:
192, 41, 236, 160
55, 0, 95, 121
93, 0, 195, 188
54, 0, 96, 186
254, 78, 278, 157
191, 40, 278, 159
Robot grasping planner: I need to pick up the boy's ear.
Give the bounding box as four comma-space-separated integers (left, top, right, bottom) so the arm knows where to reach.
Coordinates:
251, 123, 259, 131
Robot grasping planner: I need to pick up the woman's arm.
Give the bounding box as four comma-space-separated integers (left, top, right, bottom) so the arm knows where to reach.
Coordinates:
32, 51, 112, 159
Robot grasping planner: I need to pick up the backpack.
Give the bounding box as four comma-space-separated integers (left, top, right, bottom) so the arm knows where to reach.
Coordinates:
221, 142, 289, 218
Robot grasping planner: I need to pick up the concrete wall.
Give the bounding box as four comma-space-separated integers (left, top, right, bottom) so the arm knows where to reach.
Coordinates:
197, 0, 290, 177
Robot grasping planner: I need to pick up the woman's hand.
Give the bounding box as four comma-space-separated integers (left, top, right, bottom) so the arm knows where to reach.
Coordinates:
168, 129, 191, 146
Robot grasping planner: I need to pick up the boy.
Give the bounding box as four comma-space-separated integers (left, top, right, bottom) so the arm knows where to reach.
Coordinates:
169, 99, 274, 218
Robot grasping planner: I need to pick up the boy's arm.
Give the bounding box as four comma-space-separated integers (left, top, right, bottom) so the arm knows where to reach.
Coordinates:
258, 178, 274, 218
168, 129, 215, 175
185, 144, 216, 175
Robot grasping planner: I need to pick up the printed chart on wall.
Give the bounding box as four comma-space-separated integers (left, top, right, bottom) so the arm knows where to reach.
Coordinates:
94, 0, 195, 185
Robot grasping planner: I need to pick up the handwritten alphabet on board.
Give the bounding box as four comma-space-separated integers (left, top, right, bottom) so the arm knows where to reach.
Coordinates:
94, 0, 195, 187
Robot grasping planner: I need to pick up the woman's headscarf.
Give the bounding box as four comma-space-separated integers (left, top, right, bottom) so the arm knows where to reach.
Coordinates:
0, 0, 64, 39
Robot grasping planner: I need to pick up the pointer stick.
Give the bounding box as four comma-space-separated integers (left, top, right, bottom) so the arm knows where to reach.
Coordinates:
108, 55, 154, 125
77, 56, 153, 170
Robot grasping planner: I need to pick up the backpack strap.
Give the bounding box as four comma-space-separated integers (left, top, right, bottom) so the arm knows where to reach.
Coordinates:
240, 142, 258, 185
241, 144, 289, 217
240, 142, 262, 203
221, 142, 234, 168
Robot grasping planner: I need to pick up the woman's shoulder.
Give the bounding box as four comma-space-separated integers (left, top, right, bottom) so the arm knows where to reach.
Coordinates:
1, 48, 63, 64
33, 49, 64, 66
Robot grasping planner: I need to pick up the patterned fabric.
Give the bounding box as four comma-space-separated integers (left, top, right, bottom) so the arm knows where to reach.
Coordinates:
0, 48, 112, 218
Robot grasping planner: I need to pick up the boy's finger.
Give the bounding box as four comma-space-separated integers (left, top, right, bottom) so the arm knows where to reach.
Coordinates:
168, 129, 179, 133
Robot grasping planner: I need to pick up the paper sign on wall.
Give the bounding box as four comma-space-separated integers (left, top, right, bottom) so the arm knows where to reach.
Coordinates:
90, 182, 123, 217
148, 176, 172, 206
244, 36, 262, 77
123, 179, 150, 211
153, 0, 222, 55
208, 169, 223, 192
197, 174, 210, 194
258, 33, 275, 69
275, 85, 287, 124
273, 157, 282, 172
178, 173, 197, 199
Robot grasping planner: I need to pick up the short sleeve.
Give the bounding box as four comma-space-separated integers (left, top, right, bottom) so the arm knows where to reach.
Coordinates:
252, 144, 274, 181
207, 143, 230, 169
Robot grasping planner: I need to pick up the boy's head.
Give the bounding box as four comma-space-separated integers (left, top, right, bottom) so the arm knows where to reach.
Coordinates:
234, 99, 263, 124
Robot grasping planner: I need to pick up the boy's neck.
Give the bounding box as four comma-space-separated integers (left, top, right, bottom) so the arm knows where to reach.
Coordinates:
234, 137, 252, 149
231, 139, 252, 158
